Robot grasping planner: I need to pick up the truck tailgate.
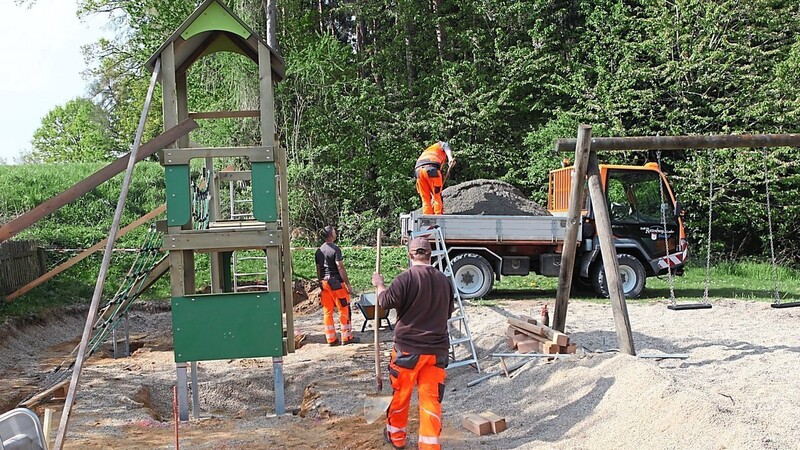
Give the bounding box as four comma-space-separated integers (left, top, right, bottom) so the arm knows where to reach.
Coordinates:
402, 213, 569, 243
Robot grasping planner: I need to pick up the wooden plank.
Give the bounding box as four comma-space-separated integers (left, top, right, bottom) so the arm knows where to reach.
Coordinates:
478, 412, 507, 434
20, 379, 70, 408
507, 318, 544, 336
176, 72, 189, 148
587, 150, 635, 356
218, 170, 252, 182
189, 110, 260, 119
555, 133, 800, 153
519, 316, 569, 346
509, 326, 549, 344
54, 57, 163, 450
554, 124, 592, 332
162, 146, 274, 165
0, 119, 196, 245
5, 205, 166, 302
462, 414, 492, 436
165, 230, 282, 251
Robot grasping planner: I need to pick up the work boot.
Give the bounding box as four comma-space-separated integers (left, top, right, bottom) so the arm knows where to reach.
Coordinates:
383, 428, 405, 449
328, 339, 339, 347
343, 336, 361, 345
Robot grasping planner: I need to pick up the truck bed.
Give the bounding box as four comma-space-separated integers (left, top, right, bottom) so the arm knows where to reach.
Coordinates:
401, 212, 571, 243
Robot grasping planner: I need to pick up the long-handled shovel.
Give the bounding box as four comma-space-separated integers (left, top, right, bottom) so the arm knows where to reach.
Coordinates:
363, 228, 393, 424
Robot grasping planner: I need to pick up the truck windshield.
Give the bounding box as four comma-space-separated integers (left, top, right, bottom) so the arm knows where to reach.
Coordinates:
606, 170, 675, 225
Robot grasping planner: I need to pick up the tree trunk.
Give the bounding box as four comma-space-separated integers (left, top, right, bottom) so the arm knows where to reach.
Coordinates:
262, 0, 281, 55
318, 0, 324, 34
432, 0, 446, 62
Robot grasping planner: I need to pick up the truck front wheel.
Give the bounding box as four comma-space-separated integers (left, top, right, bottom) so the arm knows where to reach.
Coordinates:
451, 253, 494, 299
591, 254, 646, 299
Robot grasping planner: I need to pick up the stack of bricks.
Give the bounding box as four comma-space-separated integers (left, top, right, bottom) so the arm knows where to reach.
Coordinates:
506, 315, 576, 355
462, 411, 507, 436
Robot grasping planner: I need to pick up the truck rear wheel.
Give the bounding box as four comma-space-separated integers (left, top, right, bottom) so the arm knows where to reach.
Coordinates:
451, 253, 494, 299
591, 253, 646, 299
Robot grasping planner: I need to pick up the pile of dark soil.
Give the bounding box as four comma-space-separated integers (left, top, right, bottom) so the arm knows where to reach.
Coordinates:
439, 179, 550, 216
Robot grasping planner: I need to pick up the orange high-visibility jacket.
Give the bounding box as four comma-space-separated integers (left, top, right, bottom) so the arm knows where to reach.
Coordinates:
416, 142, 448, 168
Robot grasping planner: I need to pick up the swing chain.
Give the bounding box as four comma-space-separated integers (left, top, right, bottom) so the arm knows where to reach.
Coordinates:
656, 150, 677, 305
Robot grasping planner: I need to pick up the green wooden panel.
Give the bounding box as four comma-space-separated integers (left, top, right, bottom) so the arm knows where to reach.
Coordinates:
251, 162, 277, 222
165, 165, 191, 227
181, 2, 250, 40
172, 292, 284, 362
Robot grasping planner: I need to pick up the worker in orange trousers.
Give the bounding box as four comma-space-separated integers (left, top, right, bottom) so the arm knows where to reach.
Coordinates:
415, 141, 455, 215
315, 226, 359, 346
372, 237, 454, 449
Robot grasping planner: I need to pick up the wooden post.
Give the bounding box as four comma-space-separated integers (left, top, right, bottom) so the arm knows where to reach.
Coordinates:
552, 125, 592, 333
0, 120, 195, 244
259, 41, 294, 351
53, 58, 163, 450
586, 151, 635, 356
4, 205, 166, 302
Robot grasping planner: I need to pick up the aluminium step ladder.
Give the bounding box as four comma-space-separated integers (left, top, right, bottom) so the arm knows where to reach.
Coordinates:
409, 226, 481, 372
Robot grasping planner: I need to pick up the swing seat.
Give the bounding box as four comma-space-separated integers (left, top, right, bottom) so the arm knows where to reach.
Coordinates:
771, 302, 800, 309
668, 303, 712, 311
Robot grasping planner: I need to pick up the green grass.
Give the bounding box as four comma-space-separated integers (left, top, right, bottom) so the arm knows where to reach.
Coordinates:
487, 261, 800, 304
292, 246, 409, 292
4, 247, 799, 322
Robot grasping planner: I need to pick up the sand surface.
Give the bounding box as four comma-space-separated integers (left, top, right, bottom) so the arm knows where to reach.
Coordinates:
2, 295, 799, 449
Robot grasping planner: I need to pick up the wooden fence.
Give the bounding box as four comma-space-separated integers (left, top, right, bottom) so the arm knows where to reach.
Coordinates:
0, 240, 46, 295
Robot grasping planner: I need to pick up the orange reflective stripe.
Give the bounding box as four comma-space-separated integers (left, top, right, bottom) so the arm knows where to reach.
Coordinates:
418, 436, 440, 444
386, 425, 406, 433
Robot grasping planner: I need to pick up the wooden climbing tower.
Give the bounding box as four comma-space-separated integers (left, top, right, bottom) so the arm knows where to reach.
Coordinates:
144, 0, 292, 419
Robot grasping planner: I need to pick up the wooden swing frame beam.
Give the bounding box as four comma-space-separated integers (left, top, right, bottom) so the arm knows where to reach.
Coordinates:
552, 130, 800, 355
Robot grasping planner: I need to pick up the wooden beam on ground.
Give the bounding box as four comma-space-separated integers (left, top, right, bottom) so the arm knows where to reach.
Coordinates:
553, 124, 592, 332
0, 119, 196, 244
587, 151, 635, 356
20, 379, 70, 409
189, 110, 260, 119
4, 204, 166, 302
555, 133, 800, 152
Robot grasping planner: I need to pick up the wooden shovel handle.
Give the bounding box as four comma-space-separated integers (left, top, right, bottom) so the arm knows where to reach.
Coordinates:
375, 229, 382, 273
375, 228, 383, 392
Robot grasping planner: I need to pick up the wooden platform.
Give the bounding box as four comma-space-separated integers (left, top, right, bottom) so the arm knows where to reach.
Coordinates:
166, 221, 282, 252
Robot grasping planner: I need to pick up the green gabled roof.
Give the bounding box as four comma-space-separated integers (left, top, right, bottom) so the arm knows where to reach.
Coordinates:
145, 0, 284, 81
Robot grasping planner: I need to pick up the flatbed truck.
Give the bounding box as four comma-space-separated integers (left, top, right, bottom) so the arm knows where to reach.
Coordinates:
400, 162, 688, 299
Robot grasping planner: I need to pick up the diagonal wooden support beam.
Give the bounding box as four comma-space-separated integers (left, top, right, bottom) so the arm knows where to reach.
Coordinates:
4, 204, 166, 302
0, 119, 197, 244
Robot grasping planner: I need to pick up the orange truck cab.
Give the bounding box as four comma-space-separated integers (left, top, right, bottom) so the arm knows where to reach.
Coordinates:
549, 162, 688, 297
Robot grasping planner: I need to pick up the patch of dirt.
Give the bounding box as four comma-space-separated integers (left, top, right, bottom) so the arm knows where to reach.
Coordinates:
292, 280, 322, 316
3, 298, 800, 449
